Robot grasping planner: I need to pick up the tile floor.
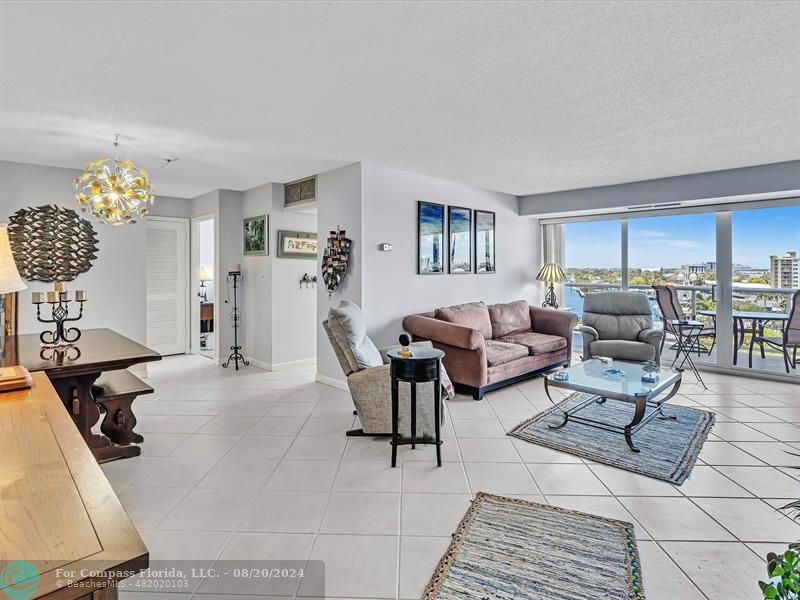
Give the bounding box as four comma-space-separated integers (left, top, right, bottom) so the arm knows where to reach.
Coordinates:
110, 354, 800, 600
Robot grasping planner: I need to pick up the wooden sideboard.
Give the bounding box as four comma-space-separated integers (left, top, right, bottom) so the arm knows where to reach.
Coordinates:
0, 372, 148, 599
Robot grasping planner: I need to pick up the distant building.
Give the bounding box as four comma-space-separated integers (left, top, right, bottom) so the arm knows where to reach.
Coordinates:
770, 251, 799, 288
682, 263, 709, 275
737, 268, 769, 278
680, 261, 727, 276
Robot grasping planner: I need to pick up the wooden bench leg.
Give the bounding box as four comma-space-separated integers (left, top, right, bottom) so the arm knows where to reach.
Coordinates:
98, 393, 144, 445
52, 374, 113, 452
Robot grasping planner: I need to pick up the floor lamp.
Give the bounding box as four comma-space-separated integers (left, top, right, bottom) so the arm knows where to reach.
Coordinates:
536, 262, 565, 309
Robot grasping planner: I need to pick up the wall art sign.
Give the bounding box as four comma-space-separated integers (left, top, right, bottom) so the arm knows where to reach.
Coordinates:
8, 204, 99, 282
417, 201, 445, 274
243, 215, 267, 256
322, 227, 352, 296
448, 206, 473, 273
475, 210, 496, 273
277, 230, 318, 259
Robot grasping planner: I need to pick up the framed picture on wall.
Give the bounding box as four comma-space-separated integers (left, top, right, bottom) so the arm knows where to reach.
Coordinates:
277, 230, 318, 259
448, 206, 472, 273
417, 201, 446, 274
474, 210, 495, 273
243, 215, 267, 256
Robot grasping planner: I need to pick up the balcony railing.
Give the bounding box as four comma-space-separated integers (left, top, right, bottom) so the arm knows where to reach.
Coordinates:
564, 282, 796, 318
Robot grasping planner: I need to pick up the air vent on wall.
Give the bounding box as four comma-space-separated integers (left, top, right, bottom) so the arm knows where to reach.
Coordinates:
285, 175, 317, 206
625, 201, 685, 212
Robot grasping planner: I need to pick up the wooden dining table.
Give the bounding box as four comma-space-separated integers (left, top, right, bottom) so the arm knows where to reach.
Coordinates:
1, 328, 161, 461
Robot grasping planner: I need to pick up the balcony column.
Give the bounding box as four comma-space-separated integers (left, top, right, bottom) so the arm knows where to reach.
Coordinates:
620, 219, 629, 291
716, 212, 734, 368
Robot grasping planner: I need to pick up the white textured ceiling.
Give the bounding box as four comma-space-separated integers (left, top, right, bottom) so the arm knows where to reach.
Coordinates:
1, 1, 798, 199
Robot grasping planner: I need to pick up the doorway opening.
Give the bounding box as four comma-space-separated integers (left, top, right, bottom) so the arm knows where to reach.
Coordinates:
191, 215, 217, 362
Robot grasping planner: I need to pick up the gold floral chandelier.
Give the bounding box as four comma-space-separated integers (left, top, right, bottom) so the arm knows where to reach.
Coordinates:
74, 135, 154, 225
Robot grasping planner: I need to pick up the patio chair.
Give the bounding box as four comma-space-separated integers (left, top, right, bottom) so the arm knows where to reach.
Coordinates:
748, 289, 800, 373
653, 285, 716, 356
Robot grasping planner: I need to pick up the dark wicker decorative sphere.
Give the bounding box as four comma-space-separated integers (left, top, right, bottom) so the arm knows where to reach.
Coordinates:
7, 204, 99, 282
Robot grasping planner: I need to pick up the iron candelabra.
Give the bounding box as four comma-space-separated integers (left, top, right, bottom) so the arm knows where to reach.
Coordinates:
32, 283, 88, 345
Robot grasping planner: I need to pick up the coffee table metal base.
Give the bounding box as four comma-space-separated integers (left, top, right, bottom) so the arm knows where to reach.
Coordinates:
545, 378, 682, 452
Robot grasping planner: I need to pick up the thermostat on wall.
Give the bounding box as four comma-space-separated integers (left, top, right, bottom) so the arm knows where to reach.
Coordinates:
379, 243, 393, 252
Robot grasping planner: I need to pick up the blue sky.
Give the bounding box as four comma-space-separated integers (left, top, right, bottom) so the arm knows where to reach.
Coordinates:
565, 205, 800, 269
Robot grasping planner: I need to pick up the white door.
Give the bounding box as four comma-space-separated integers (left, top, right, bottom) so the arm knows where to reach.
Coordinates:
145, 218, 189, 355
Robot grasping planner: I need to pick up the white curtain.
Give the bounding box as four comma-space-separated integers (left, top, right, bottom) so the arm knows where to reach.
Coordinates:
541, 223, 566, 305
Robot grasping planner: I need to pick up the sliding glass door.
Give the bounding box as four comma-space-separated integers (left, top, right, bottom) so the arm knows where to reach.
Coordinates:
563, 220, 621, 320
628, 213, 717, 367
555, 198, 799, 380
731, 205, 800, 378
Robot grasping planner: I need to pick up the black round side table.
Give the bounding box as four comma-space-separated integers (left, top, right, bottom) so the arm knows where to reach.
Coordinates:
386, 347, 445, 468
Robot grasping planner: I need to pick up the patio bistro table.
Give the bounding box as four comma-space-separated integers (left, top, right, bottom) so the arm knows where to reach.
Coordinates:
545, 359, 682, 453
697, 309, 790, 366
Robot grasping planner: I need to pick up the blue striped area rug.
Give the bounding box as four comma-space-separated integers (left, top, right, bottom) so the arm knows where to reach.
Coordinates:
508, 393, 715, 484
423, 493, 644, 600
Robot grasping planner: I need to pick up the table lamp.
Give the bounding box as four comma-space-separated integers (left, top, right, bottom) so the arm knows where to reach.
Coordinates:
199, 266, 213, 301
0, 224, 27, 354
536, 262, 565, 309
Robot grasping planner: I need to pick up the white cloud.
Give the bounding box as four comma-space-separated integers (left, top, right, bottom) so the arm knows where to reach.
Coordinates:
632, 229, 669, 238
666, 239, 700, 249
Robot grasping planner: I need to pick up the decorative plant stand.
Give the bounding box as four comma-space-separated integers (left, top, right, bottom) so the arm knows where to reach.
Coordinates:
222, 269, 249, 370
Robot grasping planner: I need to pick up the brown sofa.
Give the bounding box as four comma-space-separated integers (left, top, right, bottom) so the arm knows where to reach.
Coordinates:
403, 300, 577, 399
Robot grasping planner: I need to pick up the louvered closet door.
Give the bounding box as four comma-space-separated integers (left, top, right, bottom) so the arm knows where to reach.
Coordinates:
145, 218, 189, 355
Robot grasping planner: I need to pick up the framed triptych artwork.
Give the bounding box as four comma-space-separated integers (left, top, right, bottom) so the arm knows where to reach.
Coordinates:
474, 210, 495, 273
417, 201, 446, 274
448, 206, 472, 274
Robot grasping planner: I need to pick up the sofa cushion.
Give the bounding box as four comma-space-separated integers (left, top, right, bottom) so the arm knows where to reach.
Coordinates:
589, 340, 656, 362
497, 332, 566, 356
328, 301, 383, 369
435, 301, 492, 340
488, 300, 532, 338
484, 340, 529, 367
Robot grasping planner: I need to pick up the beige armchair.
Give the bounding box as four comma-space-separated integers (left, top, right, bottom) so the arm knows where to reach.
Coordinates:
323, 319, 446, 438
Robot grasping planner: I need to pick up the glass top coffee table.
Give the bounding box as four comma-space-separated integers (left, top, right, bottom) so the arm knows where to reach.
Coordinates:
544, 359, 683, 452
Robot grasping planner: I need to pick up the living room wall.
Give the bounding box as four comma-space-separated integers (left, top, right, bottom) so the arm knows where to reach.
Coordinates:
314, 161, 541, 388
0, 160, 184, 343
241, 182, 317, 370
361, 162, 540, 348
316, 163, 363, 386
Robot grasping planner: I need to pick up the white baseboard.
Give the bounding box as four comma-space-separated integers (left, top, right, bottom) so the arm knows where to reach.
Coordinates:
270, 357, 316, 371
245, 356, 316, 372
245, 357, 270, 370
315, 373, 349, 391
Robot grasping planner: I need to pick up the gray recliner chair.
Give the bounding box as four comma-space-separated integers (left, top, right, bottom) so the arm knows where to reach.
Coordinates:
580, 292, 664, 363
